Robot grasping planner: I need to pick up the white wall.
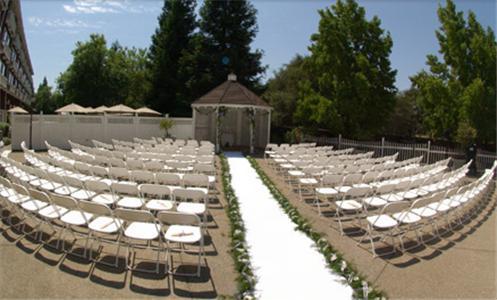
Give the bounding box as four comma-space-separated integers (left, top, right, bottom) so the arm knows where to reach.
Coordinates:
11, 114, 193, 150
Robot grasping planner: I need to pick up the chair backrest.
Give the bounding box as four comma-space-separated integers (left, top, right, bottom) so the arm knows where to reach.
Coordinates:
381, 201, 411, 215
12, 182, 29, 196
344, 186, 372, 198
90, 165, 108, 177
131, 170, 155, 183
50, 193, 78, 210
376, 183, 396, 194
0, 176, 12, 188
78, 199, 113, 216
139, 184, 170, 198
173, 188, 205, 202
342, 173, 362, 185
322, 174, 343, 186
157, 211, 201, 226
86, 180, 110, 193
74, 162, 91, 175
108, 157, 125, 168
114, 208, 156, 223
126, 159, 144, 170
29, 188, 51, 203
111, 182, 139, 196
144, 161, 164, 172
156, 173, 181, 185
183, 174, 209, 187
193, 164, 215, 174
64, 175, 83, 188
109, 167, 129, 180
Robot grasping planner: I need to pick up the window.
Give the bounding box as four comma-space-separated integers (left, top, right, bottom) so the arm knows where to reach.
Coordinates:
2, 28, 10, 46
0, 60, 5, 78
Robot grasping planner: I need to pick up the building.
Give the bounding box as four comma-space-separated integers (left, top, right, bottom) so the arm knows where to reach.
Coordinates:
0, 0, 34, 122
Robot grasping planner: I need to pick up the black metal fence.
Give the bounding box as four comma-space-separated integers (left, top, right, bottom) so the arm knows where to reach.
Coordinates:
303, 134, 496, 172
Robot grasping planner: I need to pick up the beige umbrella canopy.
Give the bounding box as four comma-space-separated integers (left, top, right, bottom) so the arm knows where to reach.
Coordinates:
93, 105, 108, 113
135, 106, 161, 116
105, 104, 135, 114
55, 103, 87, 114
8, 106, 28, 114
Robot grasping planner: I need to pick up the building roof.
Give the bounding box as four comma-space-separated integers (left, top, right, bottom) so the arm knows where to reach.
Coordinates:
192, 76, 271, 109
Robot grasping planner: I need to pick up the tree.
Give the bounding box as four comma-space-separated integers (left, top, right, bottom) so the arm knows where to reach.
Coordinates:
58, 34, 110, 107
34, 77, 57, 114
56, 34, 150, 108
262, 55, 309, 128
295, 0, 397, 139
147, 0, 197, 117
384, 88, 421, 138
411, 0, 496, 144
186, 0, 265, 98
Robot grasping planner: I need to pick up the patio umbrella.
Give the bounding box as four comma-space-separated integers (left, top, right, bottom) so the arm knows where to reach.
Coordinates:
93, 105, 109, 114
8, 106, 28, 114
135, 106, 161, 116
105, 104, 136, 114
55, 103, 87, 114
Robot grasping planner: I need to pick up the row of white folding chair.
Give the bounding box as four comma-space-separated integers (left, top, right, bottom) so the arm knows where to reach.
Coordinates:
312, 160, 468, 214
58, 152, 216, 179
67, 142, 215, 163
3, 158, 210, 217
92, 140, 114, 150
291, 155, 441, 188
49, 146, 214, 171
360, 164, 495, 256
24, 153, 214, 192
0, 176, 204, 276
296, 155, 431, 181
288, 155, 428, 186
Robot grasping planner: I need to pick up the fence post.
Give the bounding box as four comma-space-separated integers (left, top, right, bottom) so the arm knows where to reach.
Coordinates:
426, 140, 431, 164
338, 134, 342, 149
381, 137, 385, 157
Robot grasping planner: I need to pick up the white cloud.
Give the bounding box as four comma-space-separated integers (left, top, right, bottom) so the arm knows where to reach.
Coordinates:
63, 0, 160, 15
28, 16, 103, 29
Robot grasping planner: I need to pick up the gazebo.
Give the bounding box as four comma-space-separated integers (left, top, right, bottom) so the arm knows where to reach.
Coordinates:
191, 74, 272, 153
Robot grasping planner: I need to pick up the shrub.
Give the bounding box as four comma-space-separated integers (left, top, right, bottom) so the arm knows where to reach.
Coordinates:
3, 137, 11, 146
0, 122, 9, 138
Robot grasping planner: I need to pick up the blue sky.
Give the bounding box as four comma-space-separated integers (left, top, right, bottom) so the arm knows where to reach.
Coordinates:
22, 0, 496, 91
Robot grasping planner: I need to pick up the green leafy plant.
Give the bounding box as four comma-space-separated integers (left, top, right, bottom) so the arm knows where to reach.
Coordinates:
2, 137, 10, 146
247, 156, 386, 300
159, 118, 174, 138
219, 154, 256, 298
0, 122, 9, 138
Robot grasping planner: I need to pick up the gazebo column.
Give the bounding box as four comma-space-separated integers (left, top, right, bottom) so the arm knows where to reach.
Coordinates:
249, 107, 255, 154
215, 106, 220, 153
267, 109, 271, 145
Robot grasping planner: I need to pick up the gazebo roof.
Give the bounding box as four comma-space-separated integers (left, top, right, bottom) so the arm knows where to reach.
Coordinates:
192, 75, 271, 109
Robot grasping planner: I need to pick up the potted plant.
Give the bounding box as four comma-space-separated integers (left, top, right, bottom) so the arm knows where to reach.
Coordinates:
159, 118, 174, 138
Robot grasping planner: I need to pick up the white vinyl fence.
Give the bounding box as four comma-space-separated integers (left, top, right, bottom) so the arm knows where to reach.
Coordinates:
11, 114, 193, 151
304, 134, 496, 172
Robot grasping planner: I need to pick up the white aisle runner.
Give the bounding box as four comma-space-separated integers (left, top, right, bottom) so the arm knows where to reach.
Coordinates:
226, 152, 353, 300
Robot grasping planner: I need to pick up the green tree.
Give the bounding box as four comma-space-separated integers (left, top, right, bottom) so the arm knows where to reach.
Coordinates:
186, 0, 265, 98
56, 34, 150, 109
147, 0, 197, 116
295, 0, 397, 139
58, 34, 110, 107
262, 55, 308, 128
385, 88, 421, 138
34, 77, 57, 114
411, 0, 496, 144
